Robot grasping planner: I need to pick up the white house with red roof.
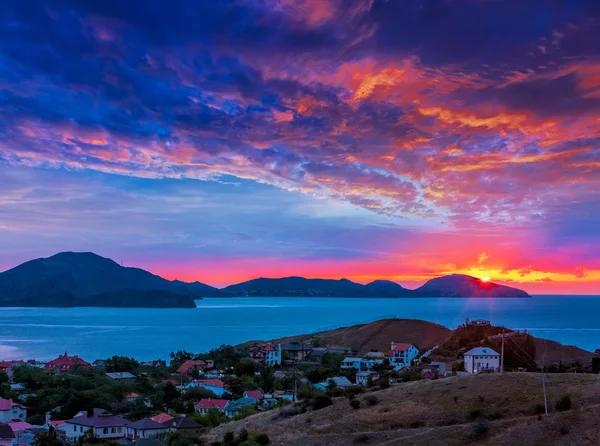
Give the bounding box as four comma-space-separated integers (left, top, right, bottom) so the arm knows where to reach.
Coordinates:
194, 398, 234, 415
0, 398, 27, 423
44, 353, 91, 373
185, 379, 227, 396
385, 342, 419, 370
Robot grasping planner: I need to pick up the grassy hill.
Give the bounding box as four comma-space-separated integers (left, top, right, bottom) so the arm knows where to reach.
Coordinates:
209, 373, 600, 445
270, 319, 452, 353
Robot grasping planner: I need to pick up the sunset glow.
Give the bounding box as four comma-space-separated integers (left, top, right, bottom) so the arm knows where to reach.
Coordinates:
0, 1, 599, 294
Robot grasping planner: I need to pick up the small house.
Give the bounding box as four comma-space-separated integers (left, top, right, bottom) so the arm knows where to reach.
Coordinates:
149, 414, 172, 424
385, 343, 419, 370
194, 399, 233, 415
141, 360, 167, 368
356, 371, 379, 386
243, 390, 263, 400
44, 353, 91, 373
281, 342, 313, 361
125, 418, 166, 440
185, 379, 227, 396
463, 347, 500, 374
64, 409, 130, 441
92, 360, 106, 368
161, 416, 201, 432
341, 357, 363, 370
176, 360, 210, 376
0, 398, 27, 423
106, 372, 136, 381
314, 376, 354, 391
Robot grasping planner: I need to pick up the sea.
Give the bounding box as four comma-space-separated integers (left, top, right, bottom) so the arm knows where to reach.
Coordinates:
0, 296, 598, 361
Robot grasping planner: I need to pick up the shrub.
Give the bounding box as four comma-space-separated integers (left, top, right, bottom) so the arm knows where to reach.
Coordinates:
350, 399, 361, 410
255, 433, 270, 445
363, 395, 379, 407
468, 408, 483, 421
555, 394, 572, 412
238, 430, 249, 442
312, 395, 333, 410
377, 378, 390, 389
533, 403, 546, 415
346, 386, 364, 397
353, 434, 371, 444
559, 425, 570, 436
272, 405, 301, 419
223, 432, 234, 443
471, 418, 489, 437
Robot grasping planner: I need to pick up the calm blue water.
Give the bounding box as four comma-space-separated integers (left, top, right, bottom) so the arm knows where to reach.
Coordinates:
0, 296, 598, 361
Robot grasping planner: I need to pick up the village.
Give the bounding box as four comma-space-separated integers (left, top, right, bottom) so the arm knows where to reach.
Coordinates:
1, 319, 599, 446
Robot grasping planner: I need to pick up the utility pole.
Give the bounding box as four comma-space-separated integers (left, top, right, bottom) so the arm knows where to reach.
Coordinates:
500, 329, 504, 375
541, 361, 548, 416
293, 361, 297, 402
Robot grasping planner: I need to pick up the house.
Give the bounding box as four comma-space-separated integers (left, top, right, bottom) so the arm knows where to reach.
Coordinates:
430, 361, 451, 376
243, 390, 263, 400
7, 421, 34, 432
8, 385, 24, 394
0, 423, 15, 446
592, 349, 600, 374
149, 414, 172, 424
273, 390, 294, 401
194, 399, 231, 415
0, 398, 27, 423
201, 370, 223, 379
250, 344, 282, 366
314, 376, 354, 391
141, 360, 167, 368
356, 371, 379, 386
304, 348, 327, 361
224, 403, 240, 418
124, 393, 140, 404
176, 360, 209, 375
234, 397, 257, 407
44, 353, 91, 373
64, 409, 130, 441
341, 357, 363, 370
0, 361, 25, 372
106, 372, 136, 381
92, 360, 106, 368
161, 416, 201, 432
463, 347, 501, 374
273, 370, 286, 379
385, 343, 419, 370
326, 346, 354, 355
125, 418, 166, 440
281, 342, 313, 361
185, 379, 227, 396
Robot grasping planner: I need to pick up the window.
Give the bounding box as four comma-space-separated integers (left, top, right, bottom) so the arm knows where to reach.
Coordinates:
103, 428, 108, 435
74, 426, 76, 432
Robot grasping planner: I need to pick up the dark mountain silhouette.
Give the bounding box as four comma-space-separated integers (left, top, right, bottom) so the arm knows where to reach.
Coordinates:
415, 274, 530, 297
0, 253, 531, 306
215, 275, 529, 298
0, 252, 225, 307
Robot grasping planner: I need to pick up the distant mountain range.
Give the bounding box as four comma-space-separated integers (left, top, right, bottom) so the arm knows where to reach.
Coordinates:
0, 252, 530, 307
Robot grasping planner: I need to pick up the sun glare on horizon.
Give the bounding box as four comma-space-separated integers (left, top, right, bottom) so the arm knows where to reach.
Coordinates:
481, 277, 490, 282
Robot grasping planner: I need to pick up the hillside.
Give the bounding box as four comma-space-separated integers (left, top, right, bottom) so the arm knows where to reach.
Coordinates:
215, 275, 530, 298
209, 373, 600, 445
535, 338, 594, 366
221, 277, 414, 297
416, 274, 530, 297
0, 252, 225, 307
270, 319, 451, 353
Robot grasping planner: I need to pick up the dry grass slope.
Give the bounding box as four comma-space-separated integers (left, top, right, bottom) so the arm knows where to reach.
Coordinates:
209, 373, 600, 445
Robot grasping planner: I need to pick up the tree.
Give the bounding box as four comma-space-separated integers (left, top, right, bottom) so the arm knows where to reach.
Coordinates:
0, 371, 11, 399
259, 365, 275, 393
234, 359, 256, 377
169, 351, 194, 371
32, 430, 62, 446
105, 356, 139, 373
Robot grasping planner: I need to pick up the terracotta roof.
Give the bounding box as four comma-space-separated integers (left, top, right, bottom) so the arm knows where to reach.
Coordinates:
0, 423, 15, 439
49, 420, 66, 427
244, 390, 263, 400
126, 418, 164, 430
8, 421, 34, 431
44, 353, 91, 370
194, 399, 229, 410
0, 398, 26, 411
390, 343, 413, 352
149, 413, 173, 424
176, 360, 206, 374
125, 393, 140, 399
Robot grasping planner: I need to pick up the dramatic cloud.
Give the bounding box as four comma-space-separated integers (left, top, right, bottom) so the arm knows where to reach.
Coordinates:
0, 0, 599, 292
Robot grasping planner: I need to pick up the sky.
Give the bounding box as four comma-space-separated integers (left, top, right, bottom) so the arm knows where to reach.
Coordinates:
1, 0, 599, 294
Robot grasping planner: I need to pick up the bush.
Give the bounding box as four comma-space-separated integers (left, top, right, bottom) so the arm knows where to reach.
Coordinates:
471, 418, 489, 437
363, 395, 379, 407
377, 378, 390, 389
223, 432, 234, 443
555, 394, 572, 412
312, 395, 333, 410
353, 434, 371, 444
559, 425, 570, 436
238, 430, 249, 442
468, 408, 483, 421
255, 433, 270, 445
350, 399, 361, 410
533, 403, 546, 415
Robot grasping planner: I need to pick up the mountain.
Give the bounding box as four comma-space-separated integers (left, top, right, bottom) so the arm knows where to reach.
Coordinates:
415, 274, 530, 297
216, 274, 529, 298
0, 252, 224, 307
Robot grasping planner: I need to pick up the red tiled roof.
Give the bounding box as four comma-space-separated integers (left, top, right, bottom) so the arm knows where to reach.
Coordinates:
0, 398, 27, 411
244, 390, 263, 400
8, 421, 34, 431
49, 420, 66, 427
390, 343, 413, 352
44, 353, 91, 370
150, 413, 173, 424
194, 399, 229, 410
176, 360, 207, 374
126, 393, 140, 399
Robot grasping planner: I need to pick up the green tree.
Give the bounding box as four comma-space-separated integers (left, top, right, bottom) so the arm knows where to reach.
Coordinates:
105, 356, 139, 373
169, 351, 194, 371
32, 430, 62, 446
0, 371, 11, 398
